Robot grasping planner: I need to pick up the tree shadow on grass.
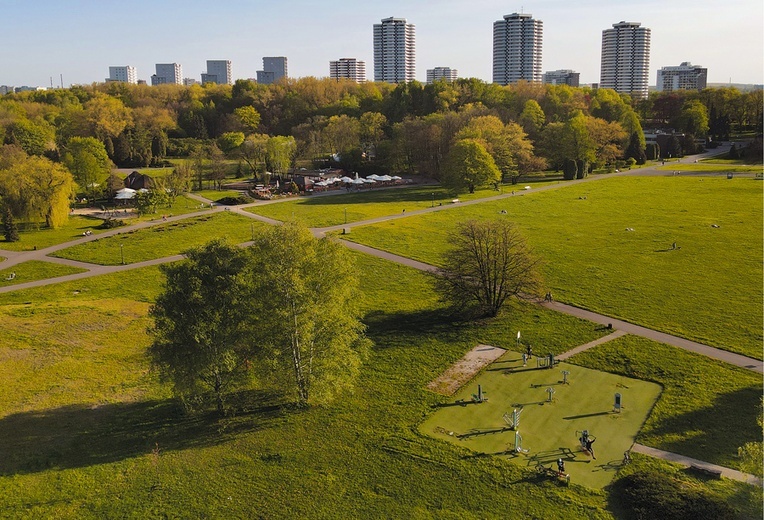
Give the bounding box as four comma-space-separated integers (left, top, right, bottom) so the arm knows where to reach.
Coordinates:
641, 386, 761, 466
0, 389, 285, 476
364, 307, 471, 347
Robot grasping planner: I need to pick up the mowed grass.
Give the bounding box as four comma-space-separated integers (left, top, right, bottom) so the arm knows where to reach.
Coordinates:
246, 183, 556, 228
570, 334, 762, 472
656, 163, 763, 173
0, 215, 108, 252
420, 350, 662, 489
51, 212, 263, 265
193, 189, 244, 202
0, 259, 618, 519
341, 176, 763, 358
0, 261, 88, 286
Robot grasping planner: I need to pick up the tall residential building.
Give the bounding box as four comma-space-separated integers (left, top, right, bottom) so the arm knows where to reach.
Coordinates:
330, 58, 366, 83
657, 62, 708, 92
107, 66, 137, 84
600, 21, 651, 98
373, 17, 416, 83
256, 57, 288, 85
543, 69, 580, 87
202, 60, 232, 85
426, 67, 458, 84
492, 13, 543, 86
151, 63, 182, 86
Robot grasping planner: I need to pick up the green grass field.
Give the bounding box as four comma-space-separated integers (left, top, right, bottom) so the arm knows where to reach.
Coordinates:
245, 183, 557, 227
0, 261, 88, 286
0, 172, 760, 518
341, 176, 763, 358
0, 216, 108, 252
51, 212, 263, 265
420, 350, 662, 489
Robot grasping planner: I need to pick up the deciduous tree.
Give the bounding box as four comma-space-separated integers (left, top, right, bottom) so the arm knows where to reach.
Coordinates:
434, 219, 540, 317
441, 138, 501, 193
148, 240, 253, 414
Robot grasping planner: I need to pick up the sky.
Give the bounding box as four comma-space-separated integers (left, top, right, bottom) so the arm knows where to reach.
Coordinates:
1, 0, 762, 88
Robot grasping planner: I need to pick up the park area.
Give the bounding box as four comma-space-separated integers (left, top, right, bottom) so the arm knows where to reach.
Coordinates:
0, 164, 760, 518
421, 347, 662, 489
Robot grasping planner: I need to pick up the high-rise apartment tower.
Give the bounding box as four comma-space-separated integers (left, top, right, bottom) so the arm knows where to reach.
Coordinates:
426, 67, 458, 84
107, 66, 137, 84
202, 60, 232, 85
657, 62, 707, 92
600, 21, 651, 98
151, 63, 182, 85
492, 13, 543, 85
373, 17, 416, 83
257, 57, 288, 85
330, 58, 366, 83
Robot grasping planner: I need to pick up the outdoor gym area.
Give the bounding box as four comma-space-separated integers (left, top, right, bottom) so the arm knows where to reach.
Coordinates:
421, 348, 662, 489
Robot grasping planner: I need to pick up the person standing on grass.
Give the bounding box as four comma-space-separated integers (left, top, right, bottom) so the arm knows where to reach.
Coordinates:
586, 438, 596, 459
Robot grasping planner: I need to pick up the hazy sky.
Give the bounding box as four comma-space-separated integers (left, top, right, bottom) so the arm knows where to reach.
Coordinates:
1, 0, 762, 87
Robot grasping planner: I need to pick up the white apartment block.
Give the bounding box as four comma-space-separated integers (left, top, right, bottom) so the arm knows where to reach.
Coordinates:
426, 67, 458, 84
330, 58, 366, 83
600, 21, 651, 98
493, 13, 543, 85
543, 69, 580, 87
203, 60, 232, 85
152, 63, 182, 85
108, 66, 137, 84
657, 62, 707, 92
257, 57, 288, 85
373, 17, 416, 83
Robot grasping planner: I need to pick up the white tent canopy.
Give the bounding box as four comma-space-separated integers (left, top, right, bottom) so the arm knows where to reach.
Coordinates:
114, 188, 136, 200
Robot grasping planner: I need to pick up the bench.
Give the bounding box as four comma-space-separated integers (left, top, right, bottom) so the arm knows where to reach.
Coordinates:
690, 464, 722, 479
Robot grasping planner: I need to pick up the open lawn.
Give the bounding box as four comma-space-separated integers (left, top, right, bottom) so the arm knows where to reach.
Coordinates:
192, 189, 244, 202
0, 188, 759, 517
570, 334, 762, 472
246, 183, 557, 227
0, 261, 87, 286
420, 349, 662, 489
0, 216, 108, 252
341, 176, 763, 358
656, 163, 762, 173
51, 212, 262, 265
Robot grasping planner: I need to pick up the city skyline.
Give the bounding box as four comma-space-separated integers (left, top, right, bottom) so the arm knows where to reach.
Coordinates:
0, 0, 761, 88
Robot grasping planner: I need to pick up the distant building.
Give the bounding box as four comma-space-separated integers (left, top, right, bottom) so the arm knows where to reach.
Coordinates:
107, 66, 137, 84
600, 21, 651, 98
493, 12, 543, 85
13, 86, 47, 93
0, 85, 13, 95
330, 58, 366, 83
202, 60, 232, 85
151, 63, 182, 85
373, 17, 416, 83
657, 62, 707, 91
543, 69, 580, 87
183, 78, 198, 86
426, 67, 458, 84
257, 57, 288, 85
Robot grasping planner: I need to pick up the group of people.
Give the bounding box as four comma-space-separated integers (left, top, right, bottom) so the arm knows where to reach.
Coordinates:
543, 292, 553, 302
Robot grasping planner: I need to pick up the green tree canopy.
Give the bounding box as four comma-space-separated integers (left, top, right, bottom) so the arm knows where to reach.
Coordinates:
247, 223, 370, 407
441, 138, 501, 193
149, 240, 254, 414
62, 136, 113, 198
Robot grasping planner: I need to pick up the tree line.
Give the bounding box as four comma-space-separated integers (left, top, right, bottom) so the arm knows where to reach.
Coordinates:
0, 78, 761, 231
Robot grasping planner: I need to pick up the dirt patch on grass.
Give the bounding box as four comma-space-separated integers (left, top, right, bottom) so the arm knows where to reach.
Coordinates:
427, 344, 506, 396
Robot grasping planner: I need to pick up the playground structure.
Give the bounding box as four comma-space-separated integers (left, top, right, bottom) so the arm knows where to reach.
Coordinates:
536, 461, 570, 485
421, 347, 663, 489
502, 407, 523, 430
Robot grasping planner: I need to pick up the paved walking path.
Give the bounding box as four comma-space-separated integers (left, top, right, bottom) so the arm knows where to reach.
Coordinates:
631, 443, 762, 486
557, 330, 628, 360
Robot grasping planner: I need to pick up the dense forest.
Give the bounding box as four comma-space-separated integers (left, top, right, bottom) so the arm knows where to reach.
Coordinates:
0, 77, 761, 227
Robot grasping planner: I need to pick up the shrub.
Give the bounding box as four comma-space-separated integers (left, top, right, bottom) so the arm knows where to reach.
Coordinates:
98, 218, 126, 229
215, 195, 254, 206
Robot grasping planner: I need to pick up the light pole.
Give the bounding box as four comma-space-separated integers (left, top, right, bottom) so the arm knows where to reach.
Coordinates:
344, 207, 347, 224
120, 243, 125, 265
431, 192, 434, 207
251, 222, 255, 241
